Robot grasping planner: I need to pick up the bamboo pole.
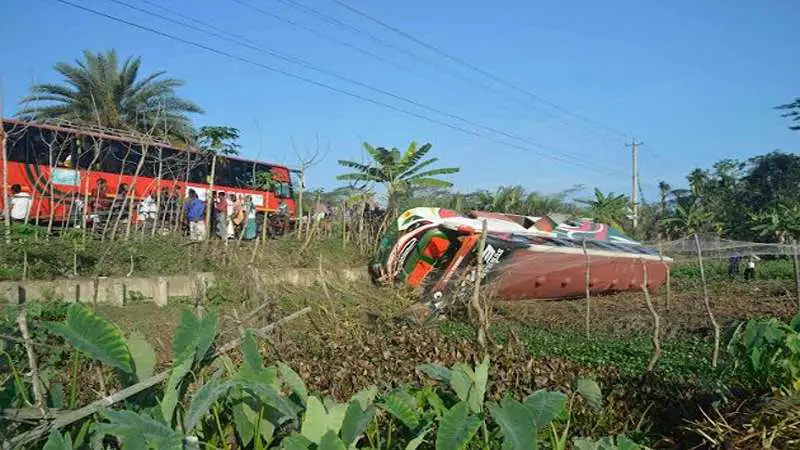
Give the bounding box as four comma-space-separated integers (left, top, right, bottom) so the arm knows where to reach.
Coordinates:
151, 148, 164, 237
204, 154, 217, 242
658, 240, 671, 310
341, 200, 346, 250
582, 239, 591, 340
296, 166, 304, 241
641, 260, 662, 372
694, 233, 720, 368
472, 220, 488, 349
81, 137, 102, 237
1, 115, 9, 243
124, 143, 150, 239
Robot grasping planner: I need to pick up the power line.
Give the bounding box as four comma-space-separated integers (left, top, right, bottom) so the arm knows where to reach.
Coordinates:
265, 0, 564, 119
52, 0, 624, 176
108, 0, 621, 174
327, 0, 632, 141
226, 0, 526, 120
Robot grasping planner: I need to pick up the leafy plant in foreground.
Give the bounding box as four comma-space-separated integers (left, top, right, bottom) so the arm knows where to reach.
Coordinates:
727, 312, 800, 393
7, 306, 649, 449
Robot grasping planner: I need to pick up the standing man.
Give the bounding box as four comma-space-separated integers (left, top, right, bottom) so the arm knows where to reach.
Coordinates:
185, 189, 206, 241
728, 252, 741, 279
744, 254, 760, 281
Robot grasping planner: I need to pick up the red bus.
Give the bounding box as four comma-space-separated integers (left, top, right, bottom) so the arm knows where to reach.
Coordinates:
0, 118, 295, 227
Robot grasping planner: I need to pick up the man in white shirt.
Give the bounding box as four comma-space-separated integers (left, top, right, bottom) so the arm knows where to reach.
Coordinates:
9, 184, 32, 222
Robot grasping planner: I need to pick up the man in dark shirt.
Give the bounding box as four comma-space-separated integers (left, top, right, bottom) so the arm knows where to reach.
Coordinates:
185, 189, 206, 241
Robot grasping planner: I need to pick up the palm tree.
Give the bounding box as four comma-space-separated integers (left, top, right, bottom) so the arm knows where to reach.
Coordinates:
18, 49, 203, 139
577, 189, 629, 230
657, 181, 672, 218
775, 97, 800, 131
686, 169, 708, 198
336, 141, 459, 220
492, 185, 525, 213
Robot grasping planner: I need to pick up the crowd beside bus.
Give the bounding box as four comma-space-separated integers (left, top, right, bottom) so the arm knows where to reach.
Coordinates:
2, 180, 289, 242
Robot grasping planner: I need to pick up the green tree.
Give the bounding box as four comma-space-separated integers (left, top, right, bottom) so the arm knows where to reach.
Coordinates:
686, 168, 708, 197
196, 126, 241, 156
750, 203, 800, 244
252, 171, 279, 193
336, 141, 459, 219
662, 203, 718, 238
576, 189, 629, 230
776, 97, 800, 131
18, 49, 202, 139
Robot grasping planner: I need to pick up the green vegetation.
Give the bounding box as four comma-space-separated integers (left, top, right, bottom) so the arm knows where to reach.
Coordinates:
337, 141, 459, 220
576, 189, 630, 231
442, 322, 715, 383
17, 49, 203, 140
0, 225, 368, 282
2, 303, 644, 449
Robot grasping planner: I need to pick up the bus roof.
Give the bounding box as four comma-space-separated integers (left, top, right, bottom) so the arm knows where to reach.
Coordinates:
1, 117, 291, 170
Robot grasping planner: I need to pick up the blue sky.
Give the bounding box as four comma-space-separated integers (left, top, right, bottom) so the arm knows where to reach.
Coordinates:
2, 0, 799, 202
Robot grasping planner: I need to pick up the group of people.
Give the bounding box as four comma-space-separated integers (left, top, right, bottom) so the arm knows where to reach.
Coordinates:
210, 191, 258, 241
130, 187, 259, 242
90, 179, 182, 232
728, 253, 761, 280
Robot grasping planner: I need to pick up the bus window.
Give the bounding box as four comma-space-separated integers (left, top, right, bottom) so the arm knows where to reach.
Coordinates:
228, 159, 253, 188
77, 137, 106, 169
4, 125, 30, 163
188, 153, 209, 184
276, 182, 292, 198
28, 128, 56, 166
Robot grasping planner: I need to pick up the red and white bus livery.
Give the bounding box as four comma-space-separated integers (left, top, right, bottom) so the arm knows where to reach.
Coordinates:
1, 119, 295, 225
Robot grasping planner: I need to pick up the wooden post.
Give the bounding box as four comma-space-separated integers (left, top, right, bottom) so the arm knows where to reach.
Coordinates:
582, 239, 591, 339
358, 201, 365, 253
641, 260, 662, 372
471, 220, 488, 349
261, 211, 269, 246
1, 116, 10, 243
341, 200, 346, 250
296, 166, 304, 241
204, 154, 217, 242
658, 240, 671, 310
694, 233, 720, 368
151, 147, 163, 237
793, 240, 800, 313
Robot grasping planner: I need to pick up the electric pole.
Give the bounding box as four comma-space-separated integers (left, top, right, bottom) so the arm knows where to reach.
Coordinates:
626, 138, 643, 229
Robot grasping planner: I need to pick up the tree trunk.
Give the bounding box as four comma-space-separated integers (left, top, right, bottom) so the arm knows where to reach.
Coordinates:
694, 233, 720, 368
471, 220, 488, 349
641, 261, 662, 371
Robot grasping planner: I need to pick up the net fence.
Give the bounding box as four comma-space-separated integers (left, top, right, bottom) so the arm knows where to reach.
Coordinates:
650, 234, 797, 263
